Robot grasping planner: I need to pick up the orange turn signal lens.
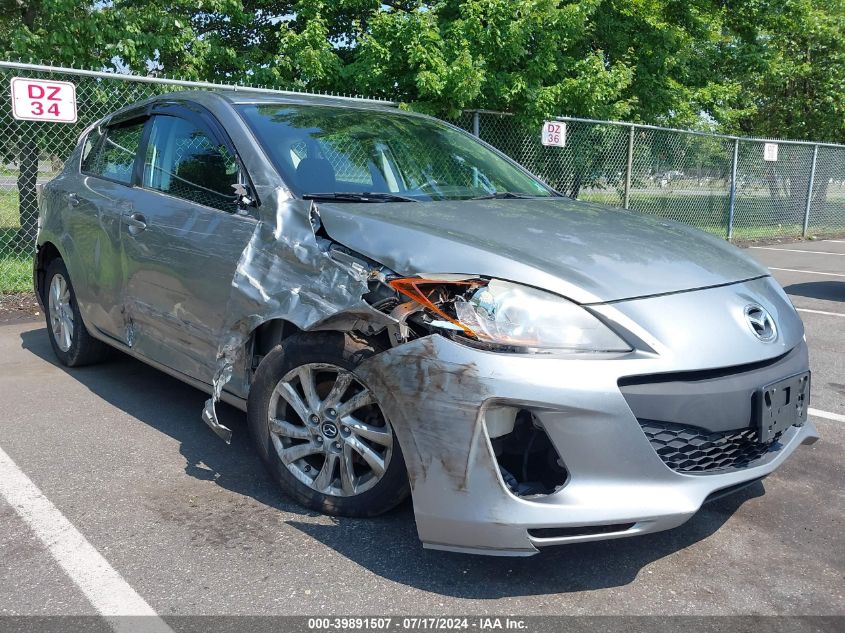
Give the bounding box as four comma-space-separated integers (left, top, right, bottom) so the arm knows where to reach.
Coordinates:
387, 278, 484, 337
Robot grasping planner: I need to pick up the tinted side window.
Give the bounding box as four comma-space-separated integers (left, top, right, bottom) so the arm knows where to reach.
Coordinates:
81, 122, 144, 184
80, 127, 102, 165
142, 115, 238, 212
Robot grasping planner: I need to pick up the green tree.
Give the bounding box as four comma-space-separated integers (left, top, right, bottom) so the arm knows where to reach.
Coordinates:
720, 0, 845, 143
344, 1, 637, 120
0, 1, 238, 245
168, 0, 754, 127
3, 0, 844, 223
714, 0, 845, 215
1, 0, 114, 244
588, 0, 744, 128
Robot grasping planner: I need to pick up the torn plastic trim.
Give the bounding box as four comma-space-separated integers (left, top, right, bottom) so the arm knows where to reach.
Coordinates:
201, 195, 400, 443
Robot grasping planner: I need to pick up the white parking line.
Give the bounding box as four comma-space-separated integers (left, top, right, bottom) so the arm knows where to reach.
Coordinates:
0, 445, 173, 633
796, 308, 845, 318
769, 267, 845, 278
809, 408, 845, 423
751, 247, 845, 256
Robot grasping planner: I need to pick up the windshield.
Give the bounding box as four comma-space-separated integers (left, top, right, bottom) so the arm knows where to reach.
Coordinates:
237, 104, 554, 201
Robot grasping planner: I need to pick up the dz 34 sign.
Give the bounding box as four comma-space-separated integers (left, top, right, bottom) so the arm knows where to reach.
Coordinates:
10, 77, 77, 123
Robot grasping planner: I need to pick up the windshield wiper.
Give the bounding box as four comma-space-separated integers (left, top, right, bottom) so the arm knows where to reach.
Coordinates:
302, 192, 419, 203
470, 191, 542, 200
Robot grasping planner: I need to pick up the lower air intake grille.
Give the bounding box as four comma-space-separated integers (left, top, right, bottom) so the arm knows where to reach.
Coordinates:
528, 523, 636, 539
639, 420, 781, 473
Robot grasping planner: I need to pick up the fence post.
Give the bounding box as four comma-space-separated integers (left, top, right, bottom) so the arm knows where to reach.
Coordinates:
802, 144, 819, 237
727, 138, 739, 241
623, 125, 634, 209
472, 111, 480, 137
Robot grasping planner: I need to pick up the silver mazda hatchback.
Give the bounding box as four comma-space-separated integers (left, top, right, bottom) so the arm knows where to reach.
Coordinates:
34, 90, 818, 556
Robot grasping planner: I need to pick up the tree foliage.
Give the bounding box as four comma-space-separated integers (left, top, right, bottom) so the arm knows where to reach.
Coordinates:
718, 0, 845, 142
1, 0, 843, 136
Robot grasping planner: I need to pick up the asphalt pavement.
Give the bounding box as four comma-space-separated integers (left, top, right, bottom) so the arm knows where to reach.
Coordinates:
0, 239, 842, 619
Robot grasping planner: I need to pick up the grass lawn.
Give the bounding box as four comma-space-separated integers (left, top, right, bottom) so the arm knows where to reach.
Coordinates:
579, 190, 845, 241
0, 248, 33, 295
0, 190, 17, 226
0, 191, 33, 294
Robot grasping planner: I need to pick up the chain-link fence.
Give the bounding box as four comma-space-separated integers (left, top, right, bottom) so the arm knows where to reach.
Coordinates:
458, 112, 845, 241
2, 60, 844, 293
0, 60, 395, 293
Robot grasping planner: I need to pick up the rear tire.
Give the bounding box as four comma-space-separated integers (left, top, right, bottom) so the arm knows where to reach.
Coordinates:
247, 331, 409, 517
43, 258, 110, 367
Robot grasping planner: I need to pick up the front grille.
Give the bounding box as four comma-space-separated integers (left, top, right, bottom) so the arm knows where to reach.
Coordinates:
639, 420, 781, 473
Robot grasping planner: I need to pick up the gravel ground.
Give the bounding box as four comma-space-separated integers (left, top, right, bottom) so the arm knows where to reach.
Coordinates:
0, 292, 40, 324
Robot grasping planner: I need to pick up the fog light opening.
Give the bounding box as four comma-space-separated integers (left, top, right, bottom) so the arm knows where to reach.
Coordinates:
489, 409, 568, 497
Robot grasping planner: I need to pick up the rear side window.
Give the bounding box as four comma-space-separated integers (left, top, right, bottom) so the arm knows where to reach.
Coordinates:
81, 121, 144, 184
80, 127, 102, 165
142, 115, 238, 212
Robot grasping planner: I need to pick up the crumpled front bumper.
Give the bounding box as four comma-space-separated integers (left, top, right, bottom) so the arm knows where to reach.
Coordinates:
355, 277, 819, 556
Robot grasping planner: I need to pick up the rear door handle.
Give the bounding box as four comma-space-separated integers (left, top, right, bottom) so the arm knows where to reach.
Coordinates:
67, 193, 80, 207
126, 212, 147, 235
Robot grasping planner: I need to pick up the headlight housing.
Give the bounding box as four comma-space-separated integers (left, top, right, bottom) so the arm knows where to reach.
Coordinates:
388, 277, 631, 353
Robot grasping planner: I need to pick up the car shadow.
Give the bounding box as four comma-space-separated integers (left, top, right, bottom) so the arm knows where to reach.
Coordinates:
284, 484, 762, 597
20, 325, 763, 598
19, 326, 311, 519
783, 281, 844, 302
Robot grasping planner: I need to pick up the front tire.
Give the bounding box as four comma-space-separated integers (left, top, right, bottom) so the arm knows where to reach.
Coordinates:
247, 332, 409, 517
43, 258, 109, 367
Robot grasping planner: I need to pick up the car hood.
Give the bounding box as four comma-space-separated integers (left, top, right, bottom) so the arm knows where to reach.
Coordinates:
316, 197, 768, 304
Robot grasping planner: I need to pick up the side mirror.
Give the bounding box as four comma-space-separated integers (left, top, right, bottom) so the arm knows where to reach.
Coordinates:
232, 182, 257, 209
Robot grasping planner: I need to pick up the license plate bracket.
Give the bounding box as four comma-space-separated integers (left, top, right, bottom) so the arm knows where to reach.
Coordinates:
755, 371, 810, 443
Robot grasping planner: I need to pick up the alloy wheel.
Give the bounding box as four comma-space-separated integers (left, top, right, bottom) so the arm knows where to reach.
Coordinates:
267, 363, 394, 497
48, 273, 74, 352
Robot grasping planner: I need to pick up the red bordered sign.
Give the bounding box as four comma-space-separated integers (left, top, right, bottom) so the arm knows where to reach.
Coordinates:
541, 120, 566, 147
10, 77, 77, 123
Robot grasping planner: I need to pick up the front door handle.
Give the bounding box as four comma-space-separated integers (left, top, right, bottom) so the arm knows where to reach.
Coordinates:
126, 212, 147, 235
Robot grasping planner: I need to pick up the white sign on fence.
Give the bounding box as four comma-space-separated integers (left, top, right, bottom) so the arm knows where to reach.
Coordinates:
541, 120, 566, 147
10, 77, 77, 123
763, 142, 779, 162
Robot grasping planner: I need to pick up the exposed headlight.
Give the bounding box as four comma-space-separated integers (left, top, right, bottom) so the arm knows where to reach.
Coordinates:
388, 277, 631, 353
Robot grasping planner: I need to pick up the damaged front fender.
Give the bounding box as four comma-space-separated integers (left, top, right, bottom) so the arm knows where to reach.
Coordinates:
202, 191, 396, 442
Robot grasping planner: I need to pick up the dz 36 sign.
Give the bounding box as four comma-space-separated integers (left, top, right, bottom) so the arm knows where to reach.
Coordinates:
541, 120, 567, 147
10, 77, 77, 123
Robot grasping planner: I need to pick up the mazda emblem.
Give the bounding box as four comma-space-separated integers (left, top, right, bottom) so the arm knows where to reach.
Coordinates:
744, 305, 777, 342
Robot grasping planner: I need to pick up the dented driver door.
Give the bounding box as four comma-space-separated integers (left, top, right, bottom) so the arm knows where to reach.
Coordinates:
120, 111, 257, 384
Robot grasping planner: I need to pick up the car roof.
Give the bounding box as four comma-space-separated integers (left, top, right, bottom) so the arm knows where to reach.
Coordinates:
216, 89, 398, 110
102, 88, 403, 126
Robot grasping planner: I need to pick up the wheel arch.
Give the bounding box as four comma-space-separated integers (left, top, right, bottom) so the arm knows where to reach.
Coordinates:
34, 241, 64, 305
244, 315, 392, 388
248, 318, 303, 372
